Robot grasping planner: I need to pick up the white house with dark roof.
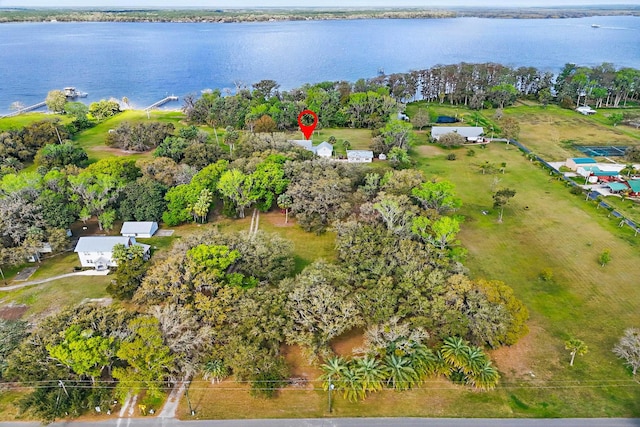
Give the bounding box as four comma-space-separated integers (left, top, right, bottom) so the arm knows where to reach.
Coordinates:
74, 236, 150, 270
120, 221, 158, 238
347, 150, 374, 163
431, 126, 484, 142
289, 140, 334, 158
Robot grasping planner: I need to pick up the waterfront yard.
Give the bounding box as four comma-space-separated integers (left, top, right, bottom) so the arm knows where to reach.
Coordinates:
4, 103, 640, 419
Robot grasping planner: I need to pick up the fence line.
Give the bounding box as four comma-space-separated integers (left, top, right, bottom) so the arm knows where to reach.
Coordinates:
505, 138, 640, 235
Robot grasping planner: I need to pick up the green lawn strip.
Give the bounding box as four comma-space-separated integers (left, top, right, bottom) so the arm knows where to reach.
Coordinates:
27, 252, 81, 280
179, 379, 513, 419
598, 196, 640, 227
419, 142, 640, 415
2, 275, 109, 319
0, 112, 72, 131
314, 128, 373, 151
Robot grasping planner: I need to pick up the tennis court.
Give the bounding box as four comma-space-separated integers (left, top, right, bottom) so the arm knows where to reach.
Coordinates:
575, 145, 628, 157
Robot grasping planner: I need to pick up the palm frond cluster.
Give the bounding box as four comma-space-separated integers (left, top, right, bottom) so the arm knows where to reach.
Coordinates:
319, 335, 499, 402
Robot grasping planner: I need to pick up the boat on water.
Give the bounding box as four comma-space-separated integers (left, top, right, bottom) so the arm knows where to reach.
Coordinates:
591, 24, 601, 28
63, 87, 88, 98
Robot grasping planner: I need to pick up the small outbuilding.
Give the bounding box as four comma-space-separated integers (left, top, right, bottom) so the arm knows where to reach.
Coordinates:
347, 150, 374, 163
628, 180, 640, 196
576, 106, 596, 115
607, 182, 629, 193
120, 221, 158, 238
315, 141, 334, 158
566, 157, 597, 171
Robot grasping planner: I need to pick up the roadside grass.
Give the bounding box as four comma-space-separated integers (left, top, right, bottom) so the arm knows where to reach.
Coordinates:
0, 391, 24, 420
179, 379, 511, 420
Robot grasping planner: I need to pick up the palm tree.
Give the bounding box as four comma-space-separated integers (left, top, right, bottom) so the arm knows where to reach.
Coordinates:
408, 343, 437, 379
384, 354, 418, 390
340, 365, 365, 402
565, 338, 589, 366
433, 350, 453, 378
621, 164, 637, 177
319, 356, 348, 391
465, 360, 500, 390
441, 336, 469, 370
462, 345, 488, 376
355, 356, 387, 394
202, 359, 228, 384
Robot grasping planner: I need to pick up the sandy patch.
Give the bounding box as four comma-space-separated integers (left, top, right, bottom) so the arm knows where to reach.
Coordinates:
331, 328, 365, 357
0, 303, 28, 320
490, 325, 546, 380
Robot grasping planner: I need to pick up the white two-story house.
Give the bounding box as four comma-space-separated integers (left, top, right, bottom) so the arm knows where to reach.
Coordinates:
74, 236, 150, 270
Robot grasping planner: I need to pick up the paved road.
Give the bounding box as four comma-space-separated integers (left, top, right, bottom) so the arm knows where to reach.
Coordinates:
2, 418, 640, 427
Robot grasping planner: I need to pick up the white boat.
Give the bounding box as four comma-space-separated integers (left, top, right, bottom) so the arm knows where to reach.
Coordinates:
591, 24, 601, 28
63, 87, 88, 98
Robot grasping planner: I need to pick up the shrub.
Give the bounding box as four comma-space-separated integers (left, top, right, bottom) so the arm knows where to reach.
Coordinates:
446, 153, 457, 161
539, 268, 553, 281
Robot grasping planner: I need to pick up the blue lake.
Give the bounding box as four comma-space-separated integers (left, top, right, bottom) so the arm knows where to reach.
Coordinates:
0, 16, 639, 114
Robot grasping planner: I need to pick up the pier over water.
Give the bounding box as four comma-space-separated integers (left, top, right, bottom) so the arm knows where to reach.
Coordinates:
144, 95, 178, 111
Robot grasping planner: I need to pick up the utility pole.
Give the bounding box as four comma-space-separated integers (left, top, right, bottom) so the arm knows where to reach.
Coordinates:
328, 377, 335, 413
185, 379, 195, 416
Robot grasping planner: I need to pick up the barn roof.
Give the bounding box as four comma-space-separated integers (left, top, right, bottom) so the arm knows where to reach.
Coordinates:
571, 157, 597, 164
431, 126, 484, 139
628, 180, 640, 193
121, 221, 157, 235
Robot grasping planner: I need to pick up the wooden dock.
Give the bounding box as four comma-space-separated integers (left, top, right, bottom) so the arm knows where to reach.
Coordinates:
1, 101, 46, 118
144, 95, 179, 111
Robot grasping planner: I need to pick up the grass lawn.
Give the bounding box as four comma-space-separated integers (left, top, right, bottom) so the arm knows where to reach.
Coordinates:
0, 275, 109, 320
0, 112, 72, 131
73, 110, 185, 162
417, 142, 640, 416
506, 105, 640, 161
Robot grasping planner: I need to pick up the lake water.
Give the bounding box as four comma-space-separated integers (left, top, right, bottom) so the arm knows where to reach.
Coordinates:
0, 15, 639, 115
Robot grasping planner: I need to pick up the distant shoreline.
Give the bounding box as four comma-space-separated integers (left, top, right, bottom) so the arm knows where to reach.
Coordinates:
1, 7, 640, 24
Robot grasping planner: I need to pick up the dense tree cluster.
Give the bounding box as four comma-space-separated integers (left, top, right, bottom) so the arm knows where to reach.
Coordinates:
106, 121, 175, 151
0, 120, 70, 173
184, 80, 397, 131
554, 63, 640, 108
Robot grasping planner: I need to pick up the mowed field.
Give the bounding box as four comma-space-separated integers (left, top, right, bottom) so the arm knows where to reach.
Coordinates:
417, 141, 640, 416
507, 105, 640, 161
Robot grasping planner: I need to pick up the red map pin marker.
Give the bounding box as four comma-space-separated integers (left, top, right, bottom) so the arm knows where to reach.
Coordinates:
297, 109, 318, 140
